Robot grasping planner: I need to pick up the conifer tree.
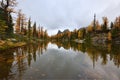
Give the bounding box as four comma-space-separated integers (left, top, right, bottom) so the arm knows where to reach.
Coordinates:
102, 17, 108, 32
33, 22, 37, 38
28, 18, 31, 39
0, 0, 17, 36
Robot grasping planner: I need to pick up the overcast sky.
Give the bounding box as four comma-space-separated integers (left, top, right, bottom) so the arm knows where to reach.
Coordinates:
17, 0, 120, 35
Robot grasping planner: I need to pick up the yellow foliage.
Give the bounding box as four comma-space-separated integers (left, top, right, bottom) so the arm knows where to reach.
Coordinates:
78, 30, 81, 39
87, 25, 93, 33
108, 32, 112, 41
96, 21, 101, 31
68, 31, 71, 38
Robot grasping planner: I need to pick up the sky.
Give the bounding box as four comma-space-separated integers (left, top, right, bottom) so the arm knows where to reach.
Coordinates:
17, 0, 120, 35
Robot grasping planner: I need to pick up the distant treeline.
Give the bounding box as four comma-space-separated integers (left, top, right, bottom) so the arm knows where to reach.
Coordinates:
51, 14, 120, 43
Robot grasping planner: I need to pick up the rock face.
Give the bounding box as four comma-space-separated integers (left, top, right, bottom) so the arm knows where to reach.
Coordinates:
74, 39, 85, 43
57, 29, 70, 35
92, 37, 107, 44
91, 33, 108, 44
57, 30, 62, 34
63, 29, 70, 33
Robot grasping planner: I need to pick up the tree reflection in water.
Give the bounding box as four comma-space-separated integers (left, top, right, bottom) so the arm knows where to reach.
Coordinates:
0, 41, 49, 80
0, 41, 120, 80
52, 41, 120, 68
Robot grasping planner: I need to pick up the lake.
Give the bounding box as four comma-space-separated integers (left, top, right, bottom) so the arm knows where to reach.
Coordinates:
0, 41, 120, 80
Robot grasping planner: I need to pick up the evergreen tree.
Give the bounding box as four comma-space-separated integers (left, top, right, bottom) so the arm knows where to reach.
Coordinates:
0, 20, 7, 39
33, 22, 37, 38
28, 18, 31, 39
0, 7, 7, 39
110, 22, 114, 29
6, 13, 14, 35
93, 14, 96, 31
44, 29, 48, 40
0, 0, 17, 36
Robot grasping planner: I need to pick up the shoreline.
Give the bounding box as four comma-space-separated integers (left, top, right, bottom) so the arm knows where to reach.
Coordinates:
0, 41, 26, 51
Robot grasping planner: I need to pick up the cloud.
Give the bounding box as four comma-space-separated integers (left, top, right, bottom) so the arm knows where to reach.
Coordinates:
101, 2, 120, 20
17, 0, 120, 35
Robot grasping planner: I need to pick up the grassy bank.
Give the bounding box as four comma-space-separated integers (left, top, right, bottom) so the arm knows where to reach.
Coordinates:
0, 41, 26, 51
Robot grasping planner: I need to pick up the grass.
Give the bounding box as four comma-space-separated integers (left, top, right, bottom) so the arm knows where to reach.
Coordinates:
0, 41, 26, 50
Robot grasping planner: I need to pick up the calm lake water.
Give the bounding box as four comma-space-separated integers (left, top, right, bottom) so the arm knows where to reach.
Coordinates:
0, 41, 120, 80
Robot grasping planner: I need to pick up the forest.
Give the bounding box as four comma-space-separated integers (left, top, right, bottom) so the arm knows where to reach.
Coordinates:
0, 0, 120, 50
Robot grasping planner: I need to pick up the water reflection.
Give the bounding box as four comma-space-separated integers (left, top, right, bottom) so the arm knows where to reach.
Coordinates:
0, 41, 49, 80
52, 41, 120, 68
0, 50, 14, 80
0, 41, 120, 80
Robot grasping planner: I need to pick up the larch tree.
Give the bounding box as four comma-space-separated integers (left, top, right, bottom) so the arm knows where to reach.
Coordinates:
15, 10, 27, 35
102, 17, 108, 32
15, 10, 21, 34
87, 24, 94, 33
78, 28, 86, 39
96, 20, 101, 31
21, 13, 26, 35
68, 31, 71, 40
114, 16, 120, 30
78, 30, 81, 39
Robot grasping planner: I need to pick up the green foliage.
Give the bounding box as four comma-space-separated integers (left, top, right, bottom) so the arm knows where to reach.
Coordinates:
0, 1, 14, 38
6, 14, 14, 36
111, 28, 119, 38
102, 24, 107, 32
110, 22, 114, 29
33, 22, 37, 38
85, 33, 91, 43
71, 32, 77, 40
0, 20, 7, 39
78, 28, 86, 39
28, 18, 31, 39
